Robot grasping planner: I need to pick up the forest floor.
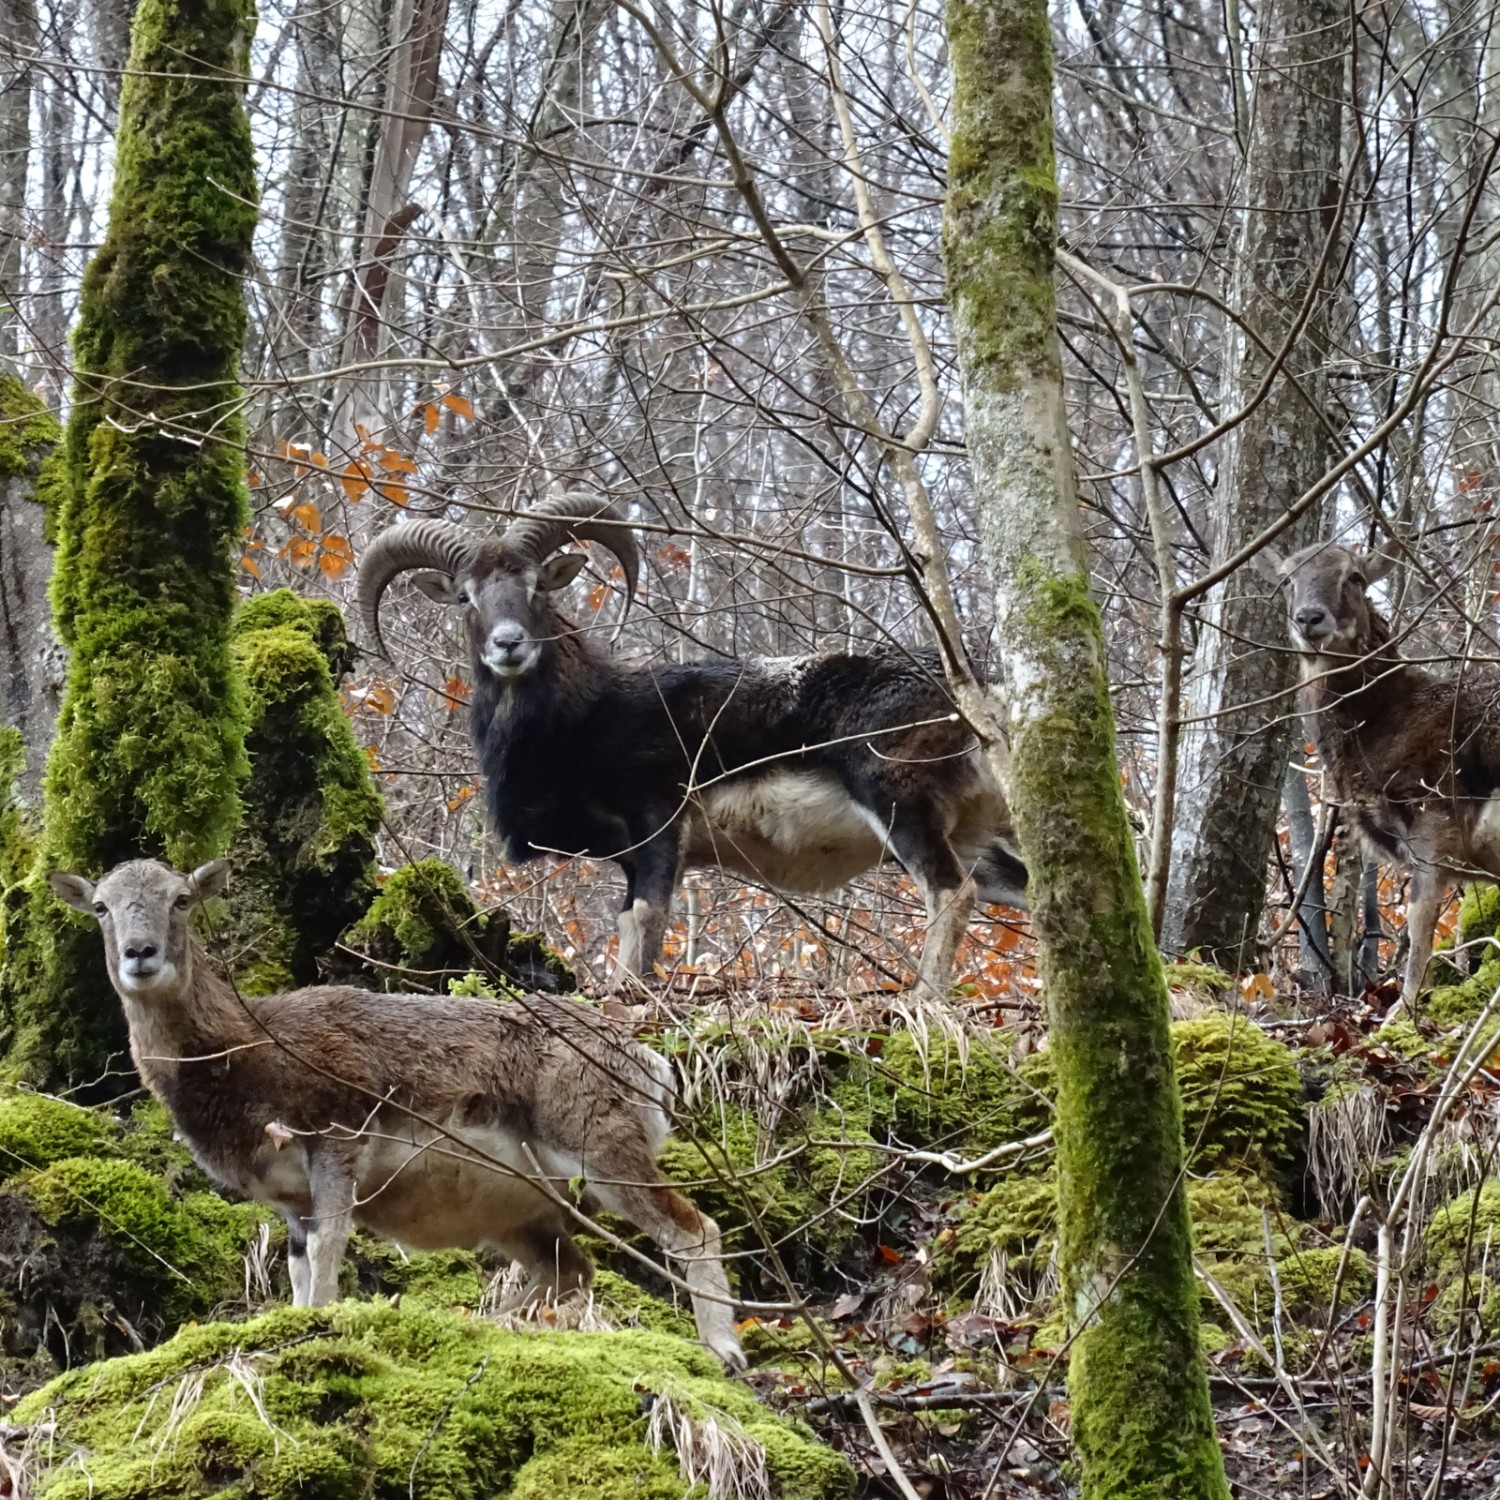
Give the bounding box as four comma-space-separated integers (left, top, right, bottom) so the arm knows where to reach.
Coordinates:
4, 962, 1500, 1498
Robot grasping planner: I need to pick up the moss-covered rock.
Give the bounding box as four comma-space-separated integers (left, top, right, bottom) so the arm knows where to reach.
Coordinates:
0, 0, 258, 1090
1425, 884, 1500, 1024
1173, 1014, 1305, 1175
655, 1090, 885, 1280
12, 1155, 268, 1318
224, 590, 382, 993
1423, 1181, 1500, 1334
336, 858, 573, 994
14, 1303, 854, 1500
0, 1089, 117, 1172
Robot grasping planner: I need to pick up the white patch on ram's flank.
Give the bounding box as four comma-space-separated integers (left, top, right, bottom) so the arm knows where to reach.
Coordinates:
1474, 793, 1500, 862
684, 770, 883, 891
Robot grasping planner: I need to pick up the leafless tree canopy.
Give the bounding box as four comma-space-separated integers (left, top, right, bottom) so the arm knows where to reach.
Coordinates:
5, 0, 1500, 991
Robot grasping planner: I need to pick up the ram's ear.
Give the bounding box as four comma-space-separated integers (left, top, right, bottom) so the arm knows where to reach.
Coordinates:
1354, 543, 1399, 584
49, 871, 96, 913
1249, 544, 1289, 583
188, 859, 230, 904
537, 553, 588, 592
412, 570, 464, 606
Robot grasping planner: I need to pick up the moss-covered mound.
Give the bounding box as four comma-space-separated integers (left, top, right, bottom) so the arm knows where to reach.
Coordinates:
225, 590, 382, 993
0, 1092, 270, 1385
1426, 884, 1500, 1025
336, 858, 573, 994
1422, 1181, 1500, 1334
15, 1303, 853, 1500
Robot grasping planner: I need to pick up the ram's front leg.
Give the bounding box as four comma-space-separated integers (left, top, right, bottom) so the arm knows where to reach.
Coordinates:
611, 826, 681, 986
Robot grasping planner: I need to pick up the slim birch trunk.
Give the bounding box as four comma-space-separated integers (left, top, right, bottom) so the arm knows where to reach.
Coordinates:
941, 2, 1228, 1494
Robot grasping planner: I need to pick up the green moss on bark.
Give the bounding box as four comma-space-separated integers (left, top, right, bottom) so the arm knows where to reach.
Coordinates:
1003, 572, 1224, 1495
0, 376, 65, 528
0, 0, 258, 1090
224, 590, 382, 993
15, 1303, 854, 1500
944, 0, 1228, 1465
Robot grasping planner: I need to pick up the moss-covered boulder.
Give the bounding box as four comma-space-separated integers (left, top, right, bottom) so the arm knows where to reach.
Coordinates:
336, 858, 573, 994
656, 1099, 883, 1281
224, 590, 382, 993
14, 1303, 854, 1500
1423, 1181, 1500, 1334
0, 1092, 269, 1388
1426, 884, 1500, 1024
1172, 1014, 1305, 1175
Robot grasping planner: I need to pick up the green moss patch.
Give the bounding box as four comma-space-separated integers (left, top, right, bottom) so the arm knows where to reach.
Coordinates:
16, 1303, 853, 1500
0, 1090, 118, 1173
225, 590, 382, 993
336, 858, 573, 995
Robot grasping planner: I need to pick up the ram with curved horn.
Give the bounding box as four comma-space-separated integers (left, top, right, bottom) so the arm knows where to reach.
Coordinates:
359, 492, 1029, 993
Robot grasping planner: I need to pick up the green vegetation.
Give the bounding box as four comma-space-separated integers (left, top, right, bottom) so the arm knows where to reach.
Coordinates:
337, 857, 573, 994
15, 1303, 854, 1500
224, 590, 382, 993
0, 0, 258, 1089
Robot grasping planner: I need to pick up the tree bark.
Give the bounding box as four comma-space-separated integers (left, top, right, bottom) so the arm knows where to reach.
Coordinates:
1160, 0, 1347, 967
0, 378, 64, 804
0, 0, 37, 366
941, 3, 1228, 1495
0, 0, 256, 1090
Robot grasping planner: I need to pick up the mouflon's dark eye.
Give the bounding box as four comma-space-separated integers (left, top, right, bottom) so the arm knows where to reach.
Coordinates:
92, 901, 107, 915
457, 589, 470, 605
174, 892, 191, 909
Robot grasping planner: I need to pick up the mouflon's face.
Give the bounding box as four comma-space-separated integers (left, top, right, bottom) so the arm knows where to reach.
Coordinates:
415, 543, 588, 682
49, 858, 229, 1000
1263, 541, 1394, 655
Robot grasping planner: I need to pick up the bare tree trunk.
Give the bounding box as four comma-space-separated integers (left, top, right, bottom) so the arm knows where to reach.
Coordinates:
338, 0, 451, 433
0, 0, 37, 366
942, 2, 1228, 1494
1161, 0, 1347, 968
0, 378, 63, 801
1283, 761, 1332, 981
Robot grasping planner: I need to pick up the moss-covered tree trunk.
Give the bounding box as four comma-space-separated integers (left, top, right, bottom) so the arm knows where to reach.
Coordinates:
941, 3, 1228, 1495
0, 0, 257, 1089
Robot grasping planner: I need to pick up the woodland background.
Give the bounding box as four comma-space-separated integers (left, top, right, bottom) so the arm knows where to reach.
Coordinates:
5, 2, 1500, 1498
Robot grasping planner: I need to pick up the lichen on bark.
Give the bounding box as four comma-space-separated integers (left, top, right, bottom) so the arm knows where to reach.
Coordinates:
0, 0, 258, 1089
941, 1, 1228, 1492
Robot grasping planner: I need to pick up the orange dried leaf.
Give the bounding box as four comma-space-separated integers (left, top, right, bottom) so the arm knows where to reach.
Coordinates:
340, 462, 372, 503
310, 451, 329, 469
586, 583, 608, 612
381, 482, 409, 507
366, 683, 397, 715
423, 402, 440, 437
240, 554, 261, 579
440, 392, 475, 421
291, 501, 322, 532
377, 450, 419, 475
441, 675, 470, 707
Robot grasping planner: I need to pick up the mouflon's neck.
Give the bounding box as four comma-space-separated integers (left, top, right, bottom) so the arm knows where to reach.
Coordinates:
117, 938, 260, 1093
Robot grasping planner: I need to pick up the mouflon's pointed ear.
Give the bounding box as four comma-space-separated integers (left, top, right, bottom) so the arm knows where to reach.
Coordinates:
49, 871, 97, 913
1250, 544, 1289, 583
411, 570, 465, 606
188, 859, 230, 903
1353, 542, 1399, 584
536, 552, 589, 592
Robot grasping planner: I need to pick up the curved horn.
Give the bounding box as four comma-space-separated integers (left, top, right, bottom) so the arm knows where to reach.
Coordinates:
357, 519, 480, 658
504, 491, 639, 604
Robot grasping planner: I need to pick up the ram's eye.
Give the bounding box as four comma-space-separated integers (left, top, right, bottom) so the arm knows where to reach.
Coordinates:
92, 901, 107, 916
174, 893, 191, 909
457, 589, 470, 606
